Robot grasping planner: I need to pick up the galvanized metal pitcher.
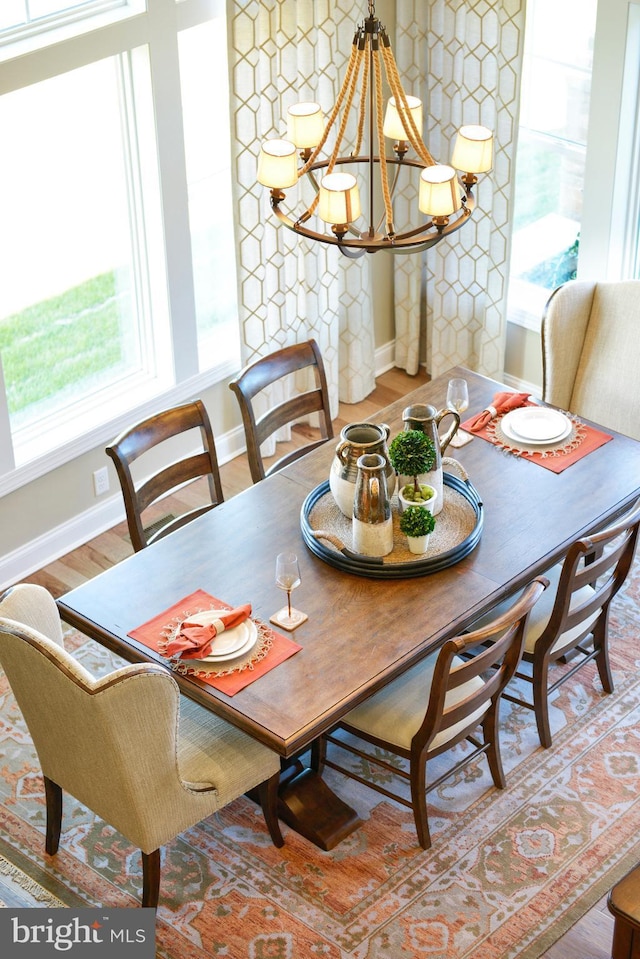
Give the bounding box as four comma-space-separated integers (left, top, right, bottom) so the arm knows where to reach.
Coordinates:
352, 453, 394, 558
401, 404, 460, 515
330, 422, 396, 517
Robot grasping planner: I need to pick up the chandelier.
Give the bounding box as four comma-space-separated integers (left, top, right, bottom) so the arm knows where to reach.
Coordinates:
257, 1, 493, 259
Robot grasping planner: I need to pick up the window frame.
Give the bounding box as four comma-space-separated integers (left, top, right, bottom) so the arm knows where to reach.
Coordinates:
508, 0, 640, 333
0, 0, 239, 496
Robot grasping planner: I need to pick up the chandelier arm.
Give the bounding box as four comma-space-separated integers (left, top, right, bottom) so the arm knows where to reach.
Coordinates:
373, 44, 394, 236
382, 45, 435, 167
272, 197, 468, 252
270, 187, 474, 253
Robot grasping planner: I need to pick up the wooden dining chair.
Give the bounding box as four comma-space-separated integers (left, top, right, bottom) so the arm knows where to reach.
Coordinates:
106, 399, 224, 552
312, 577, 547, 850
0, 584, 284, 908
229, 339, 334, 483
497, 499, 640, 748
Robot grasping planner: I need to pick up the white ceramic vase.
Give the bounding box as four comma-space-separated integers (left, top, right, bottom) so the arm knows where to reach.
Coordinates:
406, 533, 431, 555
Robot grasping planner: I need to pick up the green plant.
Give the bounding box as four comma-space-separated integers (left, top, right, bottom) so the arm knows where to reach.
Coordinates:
399, 504, 436, 538
388, 429, 436, 492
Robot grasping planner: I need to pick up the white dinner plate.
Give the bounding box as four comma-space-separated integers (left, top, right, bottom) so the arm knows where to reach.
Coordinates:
501, 407, 572, 445
178, 610, 257, 659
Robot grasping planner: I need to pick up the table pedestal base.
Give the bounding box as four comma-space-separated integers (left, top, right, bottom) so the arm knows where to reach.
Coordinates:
277, 763, 362, 851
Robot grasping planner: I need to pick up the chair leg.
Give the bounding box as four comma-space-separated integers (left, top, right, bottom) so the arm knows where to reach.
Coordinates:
44, 776, 62, 856
141, 849, 161, 908
257, 772, 284, 848
484, 708, 506, 789
533, 658, 553, 748
594, 619, 614, 694
409, 756, 431, 850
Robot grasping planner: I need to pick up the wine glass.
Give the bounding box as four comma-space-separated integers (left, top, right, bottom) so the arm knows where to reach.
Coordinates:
273, 552, 306, 630
446, 378, 469, 448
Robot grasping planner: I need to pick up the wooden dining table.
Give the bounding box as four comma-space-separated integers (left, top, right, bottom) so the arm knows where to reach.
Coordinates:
57, 366, 640, 849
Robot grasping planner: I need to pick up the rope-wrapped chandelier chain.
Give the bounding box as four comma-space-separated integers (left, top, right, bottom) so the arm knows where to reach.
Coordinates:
353, 43, 369, 158
381, 44, 435, 168
256, 0, 493, 256
373, 43, 394, 237
299, 41, 360, 180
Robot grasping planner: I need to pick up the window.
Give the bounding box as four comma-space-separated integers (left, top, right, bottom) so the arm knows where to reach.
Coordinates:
0, 0, 130, 43
508, 0, 640, 331
507, 0, 598, 331
0, 0, 239, 487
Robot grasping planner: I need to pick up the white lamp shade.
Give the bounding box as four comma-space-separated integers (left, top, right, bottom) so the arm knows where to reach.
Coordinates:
383, 95, 423, 140
257, 139, 298, 188
419, 165, 462, 217
287, 101, 324, 148
318, 172, 361, 224
451, 124, 493, 173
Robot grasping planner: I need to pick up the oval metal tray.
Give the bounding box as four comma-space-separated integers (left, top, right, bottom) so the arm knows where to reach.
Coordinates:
300, 473, 483, 579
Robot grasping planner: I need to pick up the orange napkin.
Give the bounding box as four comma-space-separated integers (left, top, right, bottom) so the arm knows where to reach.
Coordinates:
165, 604, 252, 659
466, 391, 531, 432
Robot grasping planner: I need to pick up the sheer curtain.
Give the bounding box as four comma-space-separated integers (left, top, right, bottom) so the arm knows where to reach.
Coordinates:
227, 0, 376, 425
393, 0, 526, 378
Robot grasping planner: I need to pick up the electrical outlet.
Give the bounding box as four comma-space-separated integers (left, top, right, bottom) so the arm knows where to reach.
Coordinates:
93, 466, 110, 497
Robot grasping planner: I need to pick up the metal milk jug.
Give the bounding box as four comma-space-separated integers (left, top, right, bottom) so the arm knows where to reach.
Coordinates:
330, 422, 396, 518
401, 404, 460, 515
352, 454, 394, 557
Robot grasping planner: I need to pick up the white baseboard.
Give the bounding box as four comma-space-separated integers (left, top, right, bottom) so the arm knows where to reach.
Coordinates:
0, 425, 246, 591
502, 372, 542, 399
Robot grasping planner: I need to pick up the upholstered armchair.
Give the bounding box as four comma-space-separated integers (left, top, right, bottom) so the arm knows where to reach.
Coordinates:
542, 279, 640, 439
0, 584, 284, 907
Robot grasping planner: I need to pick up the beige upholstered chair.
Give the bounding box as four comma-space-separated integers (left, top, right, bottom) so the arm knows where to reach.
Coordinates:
497, 500, 640, 748
0, 584, 284, 907
542, 279, 640, 439
312, 578, 547, 849
229, 339, 334, 483
106, 399, 224, 552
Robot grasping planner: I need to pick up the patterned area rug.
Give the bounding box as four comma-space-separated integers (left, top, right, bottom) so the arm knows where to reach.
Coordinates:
1, 567, 639, 958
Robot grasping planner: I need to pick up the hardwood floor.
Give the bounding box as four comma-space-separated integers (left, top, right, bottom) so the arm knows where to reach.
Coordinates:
16, 366, 614, 958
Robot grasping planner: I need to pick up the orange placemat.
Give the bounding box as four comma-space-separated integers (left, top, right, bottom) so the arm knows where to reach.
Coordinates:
461, 407, 613, 473
128, 589, 302, 696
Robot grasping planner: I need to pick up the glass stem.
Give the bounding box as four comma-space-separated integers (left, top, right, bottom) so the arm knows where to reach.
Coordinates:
287, 590, 292, 618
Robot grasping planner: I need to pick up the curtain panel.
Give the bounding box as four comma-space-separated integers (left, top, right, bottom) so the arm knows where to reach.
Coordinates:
394, 0, 526, 379
227, 0, 377, 418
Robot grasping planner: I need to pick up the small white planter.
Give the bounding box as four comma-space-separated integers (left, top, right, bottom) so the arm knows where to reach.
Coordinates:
406, 533, 431, 554
398, 484, 437, 514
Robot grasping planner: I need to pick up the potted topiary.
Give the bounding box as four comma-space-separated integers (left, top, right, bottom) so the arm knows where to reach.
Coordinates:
399, 504, 436, 554
388, 429, 437, 512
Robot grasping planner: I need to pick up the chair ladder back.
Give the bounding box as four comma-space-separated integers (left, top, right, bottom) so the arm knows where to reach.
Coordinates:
135, 452, 218, 514
106, 400, 223, 551
416, 578, 547, 752
230, 339, 334, 483
542, 503, 640, 645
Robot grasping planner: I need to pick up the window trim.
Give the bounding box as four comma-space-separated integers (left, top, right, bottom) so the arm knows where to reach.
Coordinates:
580, 0, 640, 281
0, 0, 238, 492
508, 0, 640, 331
0, 358, 238, 495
